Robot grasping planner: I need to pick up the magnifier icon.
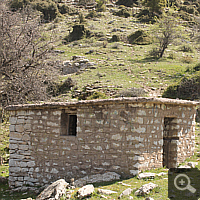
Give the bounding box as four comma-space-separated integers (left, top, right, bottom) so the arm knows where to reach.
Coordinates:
174, 174, 196, 193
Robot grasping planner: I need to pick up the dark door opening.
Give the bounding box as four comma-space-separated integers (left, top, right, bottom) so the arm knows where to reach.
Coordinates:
163, 117, 179, 168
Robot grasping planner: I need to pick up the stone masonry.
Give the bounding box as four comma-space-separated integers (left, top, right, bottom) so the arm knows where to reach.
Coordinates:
6, 97, 198, 191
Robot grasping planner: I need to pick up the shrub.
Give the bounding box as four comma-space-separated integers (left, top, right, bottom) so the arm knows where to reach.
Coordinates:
96, 0, 106, 12
115, 88, 146, 97
66, 25, 91, 42
109, 35, 120, 42
179, 44, 194, 53
181, 55, 193, 63
136, 8, 160, 23
10, 0, 61, 21
116, 0, 138, 7
114, 7, 131, 18
47, 77, 75, 96
173, 10, 194, 22
193, 63, 200, 72
87, 91, 108, 100
31, 0, 60, 21
162, 74, 200, 100
57, 4, 70, 14
10, 0, 30, 11
148, 48, 161, 58
168, 52, 176, 60
79, 12, 85, 23
128, 30, 152, 45
180, 5, 198, 15
86, 10, 98, 18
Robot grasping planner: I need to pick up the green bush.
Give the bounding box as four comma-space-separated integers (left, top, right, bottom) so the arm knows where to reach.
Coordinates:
173, 10, 194, 22
128, 30, 152, 45
115, 88, 146, 97
47, 77, 75, 96
10, 0, 30, 11
148, 48, 161, 58
79, 12, 85, 23
181, 55, 193, 63
136, 8, 160, 23
109, 35, 120, 42
31, 0, 60, 21
57, 4, 70, 14
178, 44, 194, 53
66, 25, 91, 42
193, 63, 200, 72
116, 0, 138, 7
10, 0, 60, 21
87, 91, 108, 100
86, 10, 98, 18
114, 7, 131, 18
180, 5, 198, 15
162, 74, 200, 100
96, 0, 106, 12
168, 52, 176, 60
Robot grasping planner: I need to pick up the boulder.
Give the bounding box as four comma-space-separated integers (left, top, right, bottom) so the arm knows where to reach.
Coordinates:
75, 172, 121, 187
187, 162, 198, 168
178, 165, 191, 169
77, 184, 94, 199
36, 179, 69, 200
98, 189, 118, 195
156, 172, 167, 177
135, 183, 158, 196
119, 188, 133, 198
137, 173, 155, 179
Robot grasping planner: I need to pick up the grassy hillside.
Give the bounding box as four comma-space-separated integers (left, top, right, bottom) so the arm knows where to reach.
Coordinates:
36, 2, 200, 102
1, 1, 200, 199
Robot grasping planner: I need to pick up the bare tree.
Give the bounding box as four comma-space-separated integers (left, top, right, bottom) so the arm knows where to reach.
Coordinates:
0, 1, 56, 107
151, 16, 179, 58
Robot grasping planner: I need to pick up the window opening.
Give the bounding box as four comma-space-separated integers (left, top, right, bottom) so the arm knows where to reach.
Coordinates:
61, 110, 77, 136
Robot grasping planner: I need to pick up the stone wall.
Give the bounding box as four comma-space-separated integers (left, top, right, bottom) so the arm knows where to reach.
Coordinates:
7, 98, 197, 191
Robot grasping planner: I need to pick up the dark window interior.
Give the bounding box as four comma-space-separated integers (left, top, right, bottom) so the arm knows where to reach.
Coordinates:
61, 110, 77, 136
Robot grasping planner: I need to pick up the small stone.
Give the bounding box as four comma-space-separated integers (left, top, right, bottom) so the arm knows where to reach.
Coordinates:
135, 183, 158, 196
98, 189, 117, 195
187, 162, 198, 168
178, 165, 191, 169
100, 195, 108, 199
156, 172, 167, 177
137, 173, 155, 179
119, 188, 133, 198
77, 185, 94, 199
36, 179, 69, 200
146, 197, 154, 200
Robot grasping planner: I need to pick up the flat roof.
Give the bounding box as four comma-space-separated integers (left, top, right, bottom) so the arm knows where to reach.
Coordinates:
5, 97, 199, 111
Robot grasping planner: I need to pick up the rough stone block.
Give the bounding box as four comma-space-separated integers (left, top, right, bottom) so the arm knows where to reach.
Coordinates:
15, 125, 24, 133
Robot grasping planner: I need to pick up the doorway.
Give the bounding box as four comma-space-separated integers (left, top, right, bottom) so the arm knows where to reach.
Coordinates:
163, 117, 179, 168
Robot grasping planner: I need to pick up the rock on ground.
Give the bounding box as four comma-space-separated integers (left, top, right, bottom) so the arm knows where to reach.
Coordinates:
137, 173, 155, 179
36, 179, 69, 200
178, 165, 191, 168
98, 189, 118, 195
156, 172, 167, 177
187, 162, 198, 168
119, 188, 133, 199
135, 182, 158, 196
75, 172, 121, 187
77, 184, 94, 199
146, 197, 154, 200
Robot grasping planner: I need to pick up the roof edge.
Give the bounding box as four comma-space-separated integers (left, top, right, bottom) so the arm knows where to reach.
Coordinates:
5, 97, 199, 111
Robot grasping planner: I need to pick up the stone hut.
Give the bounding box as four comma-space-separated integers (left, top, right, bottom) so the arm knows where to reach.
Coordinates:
6, 97, 198, 190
